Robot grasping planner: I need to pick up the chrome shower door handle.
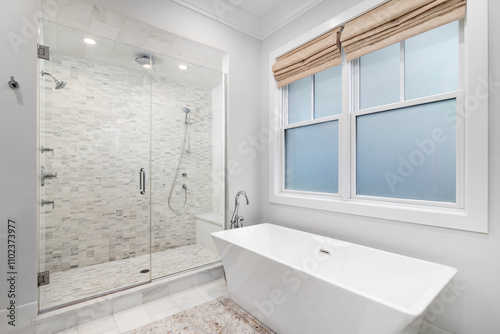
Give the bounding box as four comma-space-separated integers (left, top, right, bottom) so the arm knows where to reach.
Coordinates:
140, 168, 146, 195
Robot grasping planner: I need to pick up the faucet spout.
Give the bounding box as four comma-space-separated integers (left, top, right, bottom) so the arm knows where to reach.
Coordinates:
230, 191, 249, 229
235, 190, 249, 206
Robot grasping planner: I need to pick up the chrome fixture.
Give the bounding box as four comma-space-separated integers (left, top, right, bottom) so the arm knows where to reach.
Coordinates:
319, 248, 331, 256
168, 107, 192, 212
40, 146, 54, 155
182, 107, 191, 125
230, 191, 249, 229
40, 199, 55, 209
41, 71, 67, 89
139, 168, 146, 195
135, 55, 155, 68
8, 76, 20, 89
40, 167, 57, 187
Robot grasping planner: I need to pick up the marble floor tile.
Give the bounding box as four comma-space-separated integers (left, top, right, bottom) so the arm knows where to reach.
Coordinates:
77, 316, 118, 334
170, 289, 207, 310
142, 297, 182, 321
194, 278, 228, 302
55, 328, 78, 334
113, 306, 152, 333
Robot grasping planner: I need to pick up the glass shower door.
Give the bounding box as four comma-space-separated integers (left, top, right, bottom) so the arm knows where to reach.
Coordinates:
38, 22, 152, 311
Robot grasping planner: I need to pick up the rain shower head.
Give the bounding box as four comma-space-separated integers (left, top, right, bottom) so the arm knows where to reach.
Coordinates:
182, 107, 190, 113
135, 55, 155, 68
42, 71, 67, 89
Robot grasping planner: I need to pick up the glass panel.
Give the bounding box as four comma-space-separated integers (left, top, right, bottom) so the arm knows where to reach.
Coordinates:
285, 121, 339, 193
39, 19, 226, 311
360, 43, 400, 109
314, 65, 342, 118
288, 76, 312, 124
405, 21, 459, 100
38, 22, 153, 311
356, 99, 456, 202
151, 55, 224, 279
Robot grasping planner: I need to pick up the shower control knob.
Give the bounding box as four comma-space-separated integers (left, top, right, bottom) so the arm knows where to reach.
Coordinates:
41, 167, 58, 186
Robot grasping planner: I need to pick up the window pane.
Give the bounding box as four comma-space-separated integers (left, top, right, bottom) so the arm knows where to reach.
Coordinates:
359, 43, 400, 109
285, 121, 338, 193
288, 77, 311, 124
314, 65, 342, 118
405, 21, 459, 100
356, 99, 456, 202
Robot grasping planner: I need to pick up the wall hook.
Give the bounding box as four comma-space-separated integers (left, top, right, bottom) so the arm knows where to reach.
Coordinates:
8, 76, 20, 90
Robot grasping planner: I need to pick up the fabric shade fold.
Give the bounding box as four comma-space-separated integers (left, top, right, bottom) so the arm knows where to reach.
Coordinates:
272, 27, 342, 88
341, 0, 466, 62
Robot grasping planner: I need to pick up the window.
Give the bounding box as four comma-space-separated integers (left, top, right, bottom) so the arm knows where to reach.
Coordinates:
269, 0, 488, 233
284, 66, 342, 194
353, 22, 461, 205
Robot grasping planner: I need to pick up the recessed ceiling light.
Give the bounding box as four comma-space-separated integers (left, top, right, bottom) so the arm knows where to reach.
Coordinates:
178, 64, 189, 70
83, 38, 96, 45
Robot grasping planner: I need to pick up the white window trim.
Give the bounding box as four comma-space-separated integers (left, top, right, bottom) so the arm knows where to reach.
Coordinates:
268, 0, 488, 233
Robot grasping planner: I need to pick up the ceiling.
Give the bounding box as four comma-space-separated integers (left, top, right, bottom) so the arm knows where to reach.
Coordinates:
171, 0, 325, 40
40, 0, 226, 90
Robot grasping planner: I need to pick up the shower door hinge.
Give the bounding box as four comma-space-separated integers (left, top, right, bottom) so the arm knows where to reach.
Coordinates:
37, 44, 50, 60
38, 271, 50, 287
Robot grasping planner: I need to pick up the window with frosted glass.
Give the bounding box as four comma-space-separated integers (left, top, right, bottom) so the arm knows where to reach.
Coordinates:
288, 77, 311, 124
285, 121, 339, 193
359, 43, 400, 109
405, 21, 459, 100
314, 66, 342, 118
356, 99, 456, 202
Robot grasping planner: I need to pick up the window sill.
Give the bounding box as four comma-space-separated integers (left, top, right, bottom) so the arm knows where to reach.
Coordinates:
269, 190, 484, 232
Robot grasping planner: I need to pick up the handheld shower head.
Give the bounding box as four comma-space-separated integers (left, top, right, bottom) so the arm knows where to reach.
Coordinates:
42, 71, 67, 89
182, 107, 191, 125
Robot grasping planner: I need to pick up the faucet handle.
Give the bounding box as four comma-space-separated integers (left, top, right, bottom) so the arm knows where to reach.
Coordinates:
238, 216, 244, 227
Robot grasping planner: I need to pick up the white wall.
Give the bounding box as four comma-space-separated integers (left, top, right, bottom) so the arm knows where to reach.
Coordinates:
0, 0, 39, 330
0, 0, 261, 330
260, 1, 500, 333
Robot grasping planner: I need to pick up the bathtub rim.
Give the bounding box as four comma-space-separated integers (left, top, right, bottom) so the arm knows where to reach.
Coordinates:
212, 223, 458, 318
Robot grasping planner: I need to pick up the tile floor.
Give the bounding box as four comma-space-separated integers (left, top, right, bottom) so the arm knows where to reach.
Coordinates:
54, 278, 228, 334
40, 244, 221, 310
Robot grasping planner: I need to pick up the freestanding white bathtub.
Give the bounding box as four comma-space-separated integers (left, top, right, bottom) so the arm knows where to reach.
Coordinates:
212, 224, 457, 334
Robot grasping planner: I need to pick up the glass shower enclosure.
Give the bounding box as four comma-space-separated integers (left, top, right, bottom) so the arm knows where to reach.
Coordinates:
38, 18, 225, 312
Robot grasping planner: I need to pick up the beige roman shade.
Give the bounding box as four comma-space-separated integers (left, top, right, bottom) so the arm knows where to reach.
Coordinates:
341, 0, 466, 62
272, 27, 342, 88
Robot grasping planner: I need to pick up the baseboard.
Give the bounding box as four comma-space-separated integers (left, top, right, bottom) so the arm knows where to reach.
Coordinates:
0, 301, 37, 333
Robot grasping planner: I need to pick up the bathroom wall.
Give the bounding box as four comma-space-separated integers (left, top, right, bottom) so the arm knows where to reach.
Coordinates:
0, 0, 39, 329
0, 0, 261, 330
260, 1, 500, 333
212, 85, 225, 215
41, 52, 215, 272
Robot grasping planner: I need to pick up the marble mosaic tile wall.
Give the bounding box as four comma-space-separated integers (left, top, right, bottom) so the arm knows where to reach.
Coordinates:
40, 54, 218, 273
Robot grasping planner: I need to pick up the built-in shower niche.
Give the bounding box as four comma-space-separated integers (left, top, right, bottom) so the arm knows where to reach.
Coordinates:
38, 20, 225, 311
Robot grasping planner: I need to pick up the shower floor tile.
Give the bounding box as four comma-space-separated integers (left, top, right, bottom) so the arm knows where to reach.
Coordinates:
40, 244, 220, 311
